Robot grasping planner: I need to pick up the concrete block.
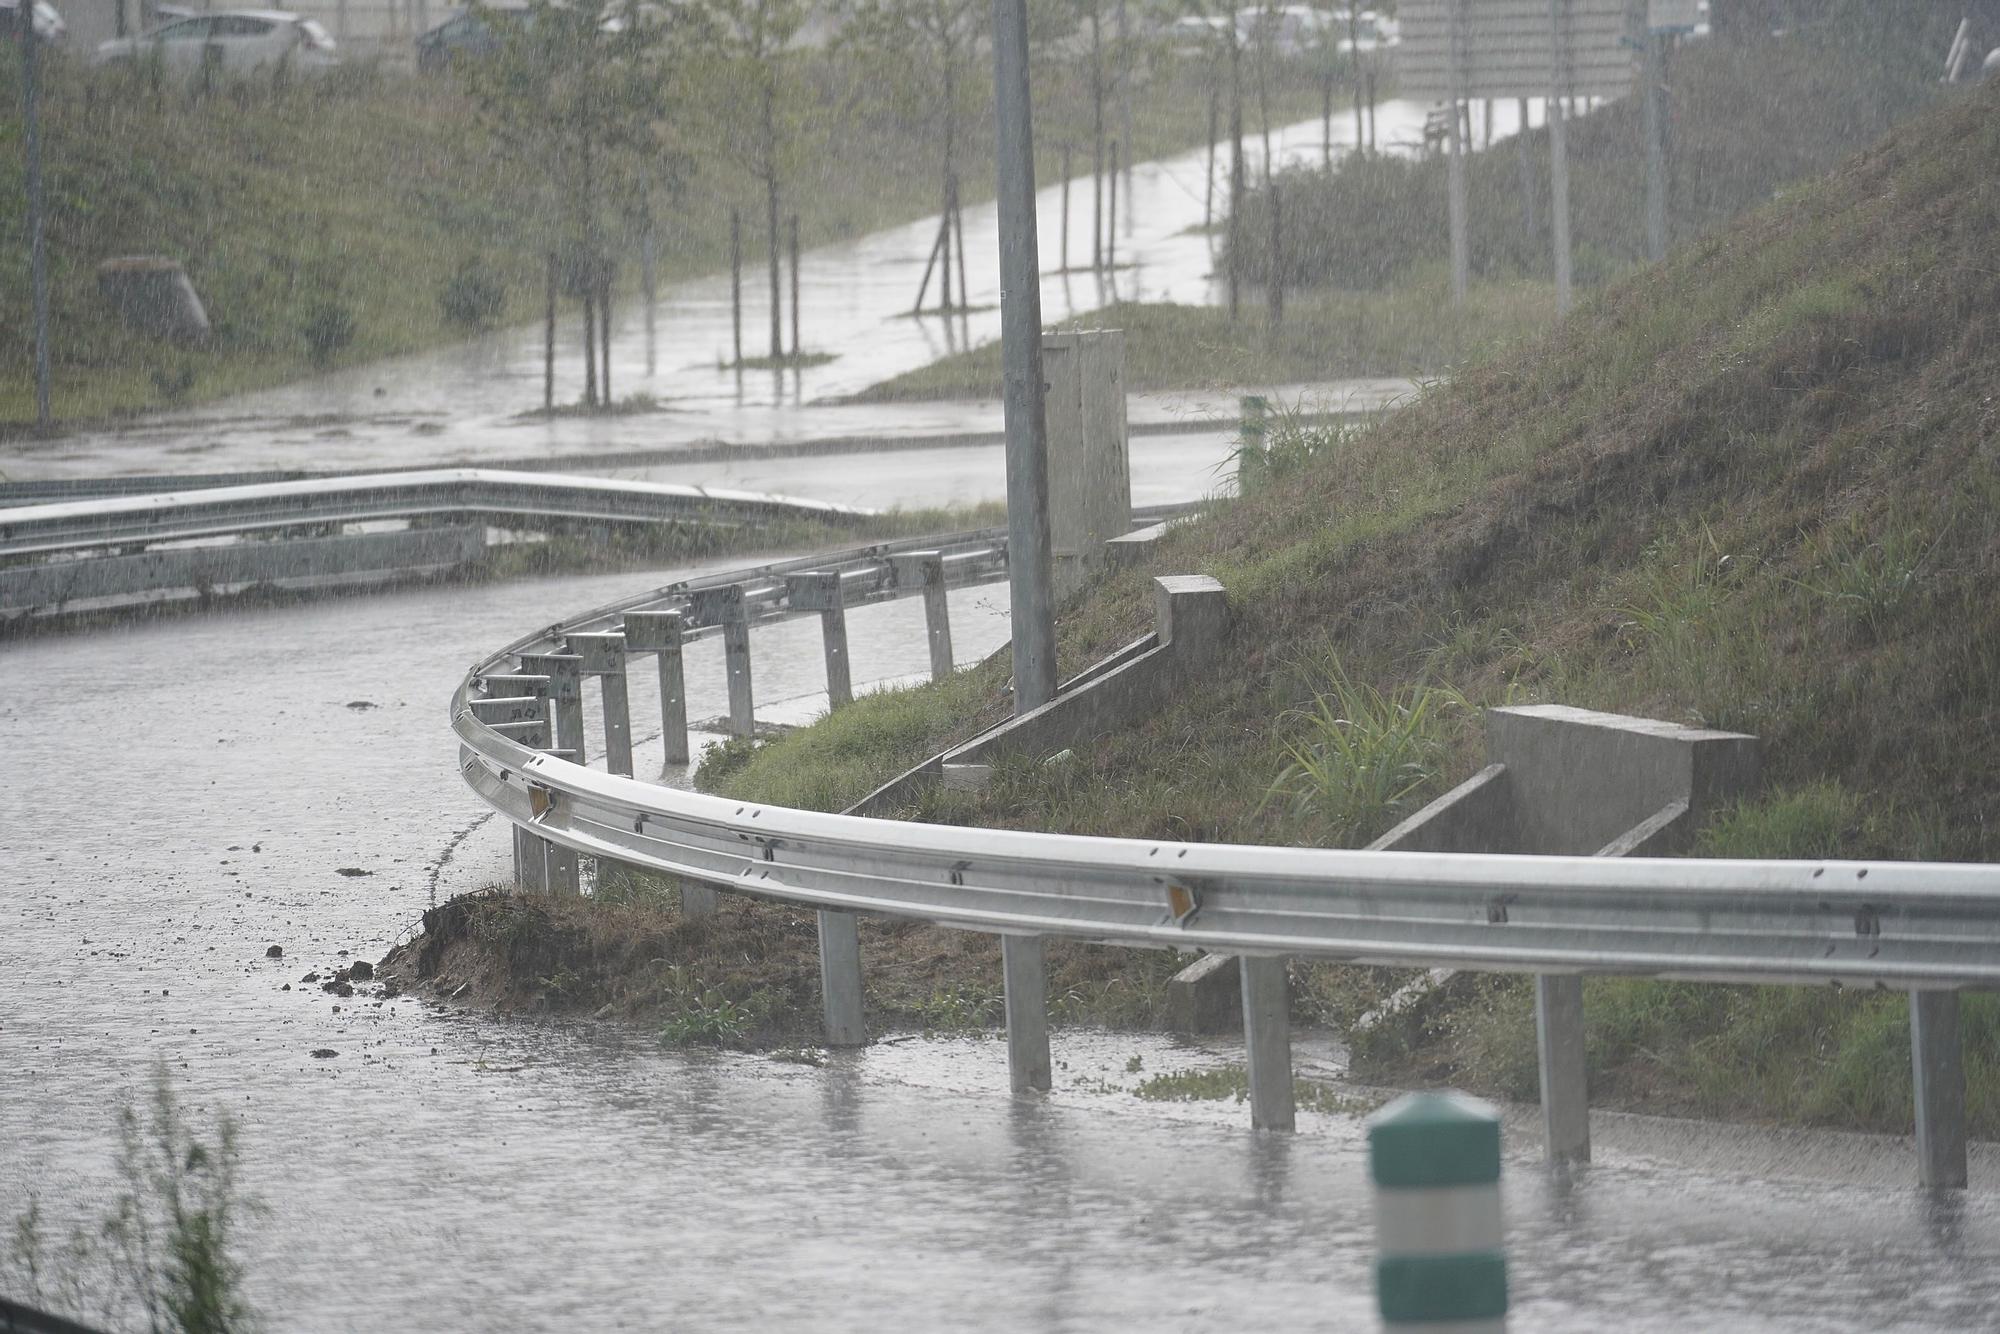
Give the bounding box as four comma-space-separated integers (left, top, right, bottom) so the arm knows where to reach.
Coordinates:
1168, 951, 1242, 1034
1153, 574, 1229, 662
1368, 764, 1514, 854
1485, 705, 1759, 856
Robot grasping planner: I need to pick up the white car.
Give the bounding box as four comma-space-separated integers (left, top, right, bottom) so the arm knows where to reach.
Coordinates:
91, 9, 339, 73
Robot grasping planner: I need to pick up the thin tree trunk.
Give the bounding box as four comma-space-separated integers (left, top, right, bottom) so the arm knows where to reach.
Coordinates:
583, 287, 598, 406
763, 77, 782, 362
1228, 35, 1243, 320
599, 280, 611, 404
544, 252, 556, 410
789, 214, 800, 358
1205, 71, 1218, 227
1091, 6, 1104, 271
730, 208, 743, 366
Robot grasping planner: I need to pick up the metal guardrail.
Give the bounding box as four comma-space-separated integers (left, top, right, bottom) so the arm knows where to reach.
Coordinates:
451, 523, 1998, 1187
0, 468, 874, 559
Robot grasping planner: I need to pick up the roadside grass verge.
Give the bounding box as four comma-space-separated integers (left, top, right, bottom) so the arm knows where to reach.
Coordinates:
850, 279, 1554, 401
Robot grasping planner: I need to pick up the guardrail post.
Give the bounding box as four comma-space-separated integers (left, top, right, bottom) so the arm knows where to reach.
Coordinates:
1369, 1091, 1508, 1332
1534, 974, 1590, 1167
1912, 990, 1968, 1188
519, 652, 586, 766
1001, 934, 1051, 1092
786, 571, 852, 710
817, 910, 867, 1045
691, 586, 756, 739
896, 552, 955, 681
545, 841, 580, 896
1240, 955, 1296, 1131
512, 824, 548, 894
566, 632, 634, 778
622, 610, 689, 769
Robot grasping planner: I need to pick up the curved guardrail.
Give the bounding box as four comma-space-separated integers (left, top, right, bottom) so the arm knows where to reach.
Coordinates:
451, 526, 2000, 1187
0, 467, 871, 558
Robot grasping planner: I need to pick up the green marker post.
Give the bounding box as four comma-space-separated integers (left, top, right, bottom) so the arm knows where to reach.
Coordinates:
1367, 1090, 1508, 1331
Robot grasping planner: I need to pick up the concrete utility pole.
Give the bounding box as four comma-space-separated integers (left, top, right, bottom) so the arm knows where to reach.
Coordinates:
1547, 0, 1574, 313
991, 0, 1056, 1097
22, 14, 50, 431
991, 0, 1055, 716
1444, 0, 1469, 305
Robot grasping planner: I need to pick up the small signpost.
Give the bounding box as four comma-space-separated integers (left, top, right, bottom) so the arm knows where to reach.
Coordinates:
1397, 0, 1632, 312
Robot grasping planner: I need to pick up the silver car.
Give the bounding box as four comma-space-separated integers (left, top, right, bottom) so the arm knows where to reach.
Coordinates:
92, 8, 339, 73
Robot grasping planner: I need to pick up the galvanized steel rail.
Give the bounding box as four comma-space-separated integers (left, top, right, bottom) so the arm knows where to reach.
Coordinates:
452, 526, 1998, 1187
0, 468, 873, 559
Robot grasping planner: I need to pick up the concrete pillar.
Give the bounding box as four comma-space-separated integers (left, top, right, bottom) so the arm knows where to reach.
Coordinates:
1001, 934, 1051, 1093
817, 909, 867, 1046
566, 632, 633, 778
1534, 973, 1590, 1167
622, 610, 689, 769
1240, 954, 1296, 1131
786, 572, 851, 710
519, 652, 586, 766
1912, 990, 1968, 1189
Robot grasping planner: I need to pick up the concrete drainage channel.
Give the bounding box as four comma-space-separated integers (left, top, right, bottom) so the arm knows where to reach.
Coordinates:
458, 523, 2000, 1192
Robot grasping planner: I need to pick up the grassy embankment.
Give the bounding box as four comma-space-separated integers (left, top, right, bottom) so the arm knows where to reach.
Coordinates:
857, 29, 1947, 404
400, 80, 2000, 1137
0, 55, 1325, 430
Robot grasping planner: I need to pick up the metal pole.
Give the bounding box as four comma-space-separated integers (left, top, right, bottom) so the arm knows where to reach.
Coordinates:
1912, 990, 1968, 1188
1240, 955, 1296, 1131
991, 0, 1056, 714
622, 611, 688, 769
22, 15, 51, 432
1547, 0, 1573, 313
1444, 0, 1468, 306
1534, 973, 1590, 1166
1643, 30, 1667, 263
1001, 933, 1051, 1092
918, 555, 954, 679
818, 910, 867, 1045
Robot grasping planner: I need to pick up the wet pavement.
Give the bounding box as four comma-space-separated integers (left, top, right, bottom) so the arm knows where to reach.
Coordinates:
6, 564, 2000, 1331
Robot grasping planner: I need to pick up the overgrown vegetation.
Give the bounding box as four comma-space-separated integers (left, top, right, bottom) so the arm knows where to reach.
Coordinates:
5, 1067, 258, 1332
1230, 16, 1952, 293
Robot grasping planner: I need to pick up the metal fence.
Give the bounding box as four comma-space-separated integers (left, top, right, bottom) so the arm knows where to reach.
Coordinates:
453, 524, 1999, 1188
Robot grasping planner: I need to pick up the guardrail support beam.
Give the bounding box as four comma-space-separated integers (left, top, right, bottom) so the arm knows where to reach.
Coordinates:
1002, 934, 1051, 1093
788, 572, 853, 710
1912, 990, 1968, 1189
904, 553, 955, 680
818, 910, 867, 1045
1241, 954, 1296, 1131
513, 825, 549, 894
546, 842, 580, 896
520, 653, 587, 767
623, 611, 689, 769
1535, 974, 1591, 1167
567, 632, 634, 778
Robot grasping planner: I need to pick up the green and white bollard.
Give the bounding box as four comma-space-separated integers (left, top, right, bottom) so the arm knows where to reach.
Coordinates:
1368, 1091, 1508, 1332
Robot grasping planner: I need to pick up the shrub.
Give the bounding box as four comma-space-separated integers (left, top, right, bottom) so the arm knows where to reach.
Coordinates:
439, 259, 506, 330
299, 300, 355, 363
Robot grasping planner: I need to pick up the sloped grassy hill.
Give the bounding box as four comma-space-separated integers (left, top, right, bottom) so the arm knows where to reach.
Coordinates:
710, 82, 2000, 1132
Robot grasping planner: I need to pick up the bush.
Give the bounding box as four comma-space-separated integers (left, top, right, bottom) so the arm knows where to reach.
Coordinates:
299, 300, 355, 363
439, 259, 506, 330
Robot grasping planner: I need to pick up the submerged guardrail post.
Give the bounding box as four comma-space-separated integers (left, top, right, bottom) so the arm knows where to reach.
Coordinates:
1369, 1091, 1508, 1332
566, 632, 634, 778
1534, 975, 1590, 1168
622, 610, 690, 769
519, 652, 587, 767
1911, 991, 1968, 1188
896, 552, 955, 681
1002, 934, 1051, 1092
1240, 955, 1296, 1131
786, 571, 853, 710
474, 673, 556, 894
691, 585, 756, 738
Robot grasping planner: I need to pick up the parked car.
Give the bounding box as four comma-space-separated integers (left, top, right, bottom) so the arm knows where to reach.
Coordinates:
91, 9, 338, 73
414, 2, 533, 73
0, 0, 68, 44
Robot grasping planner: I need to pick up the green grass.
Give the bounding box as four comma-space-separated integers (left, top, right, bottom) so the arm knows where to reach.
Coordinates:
0, 56, 1328, 430
851, 279, 1555, 401
711, 80, 2000, 1134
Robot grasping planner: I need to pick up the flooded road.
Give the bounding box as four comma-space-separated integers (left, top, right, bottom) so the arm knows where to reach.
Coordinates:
0, 107, 1440, 483
6, 564, 2000, 1331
